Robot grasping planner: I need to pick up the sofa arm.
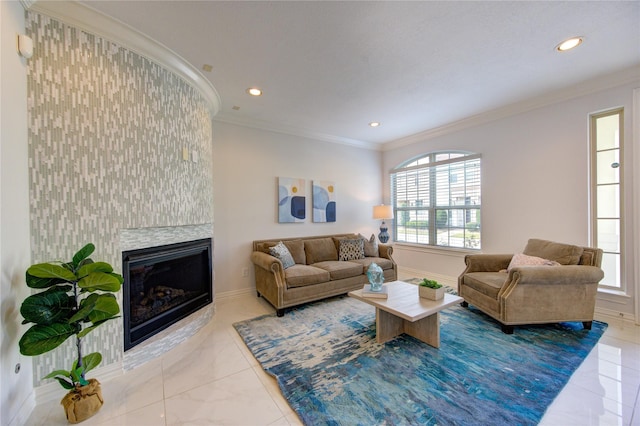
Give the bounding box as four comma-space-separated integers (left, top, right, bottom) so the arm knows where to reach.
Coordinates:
379, 244, 393, 259
462, 254, 513, 273
509, 265, 604, 286
250, 251, 284, 281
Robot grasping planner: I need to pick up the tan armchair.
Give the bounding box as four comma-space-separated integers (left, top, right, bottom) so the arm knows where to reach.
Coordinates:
458, 239, 604, 334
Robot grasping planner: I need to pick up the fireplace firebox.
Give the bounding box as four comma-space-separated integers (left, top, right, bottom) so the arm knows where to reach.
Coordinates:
122, 238, 213, 351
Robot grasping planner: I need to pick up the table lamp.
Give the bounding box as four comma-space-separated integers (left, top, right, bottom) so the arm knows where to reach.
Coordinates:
372, 204, 394, 243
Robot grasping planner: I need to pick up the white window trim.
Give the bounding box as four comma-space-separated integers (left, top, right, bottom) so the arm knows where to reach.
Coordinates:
589, 107, 625, 292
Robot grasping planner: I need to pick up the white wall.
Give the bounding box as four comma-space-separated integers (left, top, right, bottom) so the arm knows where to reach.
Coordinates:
0, 2, 35, 424
382, 78, 639, 318
212, 122, 383, 295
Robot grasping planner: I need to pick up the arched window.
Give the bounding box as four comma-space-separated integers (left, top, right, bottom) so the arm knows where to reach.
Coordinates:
391, 151, 481, 249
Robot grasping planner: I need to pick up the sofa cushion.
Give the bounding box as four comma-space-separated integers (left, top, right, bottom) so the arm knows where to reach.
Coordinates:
257, 240, 306, 265
506, 253, 560, 272
285, 265, 331, 288
462, 272, 507, 300
305, 237, 338, 264
312, 261, 363, 280
358, 233, 379, 257
269, 242, 295, 269
350, 257, 394, 271
283, 239, 306, 265
523, 239, 583, 265
255, 242, 274, 254
339, 239, 365, 261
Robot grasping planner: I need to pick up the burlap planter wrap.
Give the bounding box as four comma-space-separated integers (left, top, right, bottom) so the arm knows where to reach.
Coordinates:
61, 379, 104, 424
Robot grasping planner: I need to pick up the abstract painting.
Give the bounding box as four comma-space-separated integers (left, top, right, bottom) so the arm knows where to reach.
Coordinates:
278, 177, 306, 223
312, 180, 336, 222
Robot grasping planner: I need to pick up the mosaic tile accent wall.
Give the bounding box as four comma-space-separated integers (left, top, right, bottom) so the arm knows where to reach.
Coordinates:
26, 12, 214, 386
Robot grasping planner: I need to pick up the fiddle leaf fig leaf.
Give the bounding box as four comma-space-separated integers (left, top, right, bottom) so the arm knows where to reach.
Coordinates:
20, 285, 74, 325
87, 294, 120, 323
25, 271, 67, 289
82, 352, 102, 374
27, 263, 76, 282
43, 369, 71, 380
77, 262, 113, 279
57, 378, 75, 389
72, 243, 95, 268
110, 272, 124, 285
68, 293, 98, 324
78, 272, 122, 293
70, 366, 83, 383
19, 323, 76, 356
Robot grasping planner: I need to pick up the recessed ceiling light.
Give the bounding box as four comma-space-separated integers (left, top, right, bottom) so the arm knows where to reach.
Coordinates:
246, 87, 263, 96
369, 122, 381, 127
556, 37, 583, 52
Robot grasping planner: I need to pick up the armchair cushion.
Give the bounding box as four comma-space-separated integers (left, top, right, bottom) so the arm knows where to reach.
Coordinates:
523, 239, 583, 265
461, 272, 506, 299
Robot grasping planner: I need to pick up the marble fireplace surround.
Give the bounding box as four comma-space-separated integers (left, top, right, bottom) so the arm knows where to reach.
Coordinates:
120, 225, 215, 371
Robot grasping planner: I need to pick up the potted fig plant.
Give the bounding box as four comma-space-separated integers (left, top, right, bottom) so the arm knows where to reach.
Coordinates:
18, 243, 123, 424
419, 278, 445, 300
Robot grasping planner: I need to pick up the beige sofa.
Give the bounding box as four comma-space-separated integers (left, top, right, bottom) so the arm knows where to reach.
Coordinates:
458, 238, 604, 334
251, 234, 397, 316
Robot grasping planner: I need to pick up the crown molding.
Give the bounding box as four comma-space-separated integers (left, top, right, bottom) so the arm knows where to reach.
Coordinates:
20, 0, 37, 9
213, 113, 381, 151
27, 0, 221, 117
382, 65, 640, 152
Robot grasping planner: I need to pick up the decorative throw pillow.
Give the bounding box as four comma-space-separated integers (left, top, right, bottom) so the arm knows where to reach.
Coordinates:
339, 239, 365, 261
269, 241, 295, 269
506, 253, 560, 272
358, 233, 379, 257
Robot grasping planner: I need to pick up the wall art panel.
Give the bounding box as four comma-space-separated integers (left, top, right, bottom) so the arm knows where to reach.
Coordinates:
313, 180, 336, 223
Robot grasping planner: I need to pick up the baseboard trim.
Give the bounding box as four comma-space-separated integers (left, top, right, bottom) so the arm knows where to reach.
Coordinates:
594, 306, 637, 325
216, 287, 255, 301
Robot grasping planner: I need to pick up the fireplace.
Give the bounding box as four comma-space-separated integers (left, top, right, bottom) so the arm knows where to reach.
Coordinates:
122, 238, 213, 351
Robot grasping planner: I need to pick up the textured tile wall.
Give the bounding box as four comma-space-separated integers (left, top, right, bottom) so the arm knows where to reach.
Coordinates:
26, 12, 214, 386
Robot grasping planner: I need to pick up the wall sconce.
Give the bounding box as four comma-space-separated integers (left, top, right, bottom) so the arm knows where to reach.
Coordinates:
17, 34, 33, 59
372, 204, 394, 243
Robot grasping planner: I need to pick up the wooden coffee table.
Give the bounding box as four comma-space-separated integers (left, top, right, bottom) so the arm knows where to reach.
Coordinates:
348, 280, 462, 348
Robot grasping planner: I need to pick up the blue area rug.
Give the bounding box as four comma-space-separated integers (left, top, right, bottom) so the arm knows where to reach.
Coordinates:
234, 295, 607, 425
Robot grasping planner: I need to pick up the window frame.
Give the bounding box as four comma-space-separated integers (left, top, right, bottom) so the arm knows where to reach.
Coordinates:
390, 151, 481, 250
589, 107, 625, 292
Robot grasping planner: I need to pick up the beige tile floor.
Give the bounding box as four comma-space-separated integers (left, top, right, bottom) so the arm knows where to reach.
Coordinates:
25, 292, 640, 425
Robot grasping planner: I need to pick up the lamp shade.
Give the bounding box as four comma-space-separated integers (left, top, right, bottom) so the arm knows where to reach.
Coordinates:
372, 205, 394, 220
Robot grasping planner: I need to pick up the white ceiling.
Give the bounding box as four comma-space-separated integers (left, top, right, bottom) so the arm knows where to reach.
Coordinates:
79, 1, 640, 148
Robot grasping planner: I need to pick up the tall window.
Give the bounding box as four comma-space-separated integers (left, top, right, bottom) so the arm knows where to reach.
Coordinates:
391, 151, 481, 249
590, 108, 623, 290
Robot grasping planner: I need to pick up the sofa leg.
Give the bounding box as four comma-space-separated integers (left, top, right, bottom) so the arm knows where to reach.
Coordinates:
460, 301, 469, 308
501, 324, 514, 334
257, 291, 261, 298
582, 321, 593, 330
276, 309, 284, 317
